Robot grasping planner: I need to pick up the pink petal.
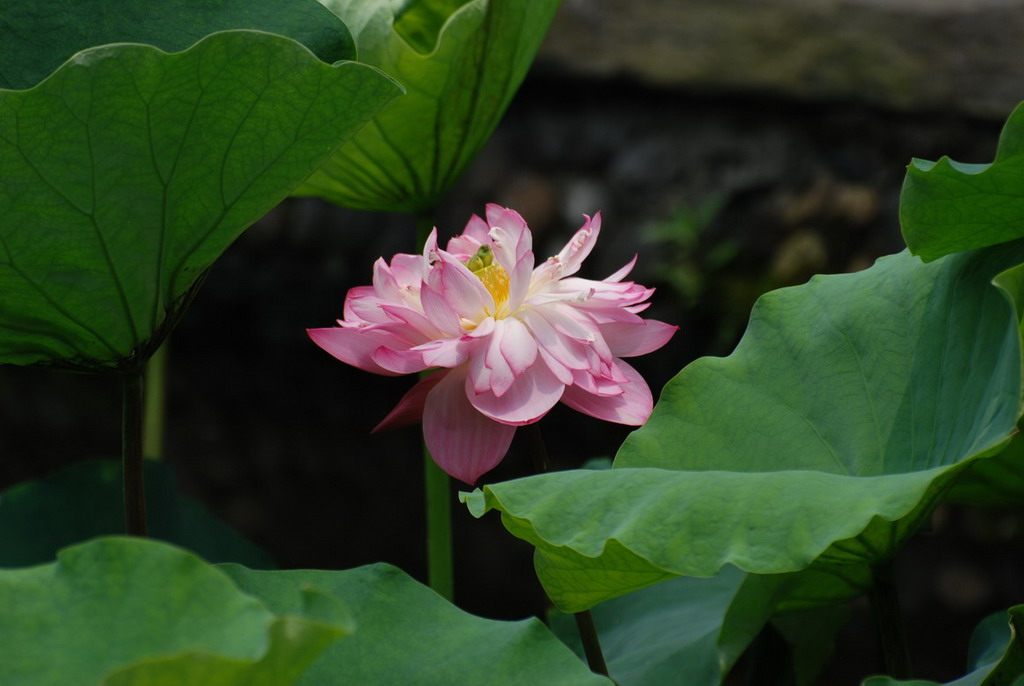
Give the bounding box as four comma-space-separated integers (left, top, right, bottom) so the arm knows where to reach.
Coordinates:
522, 309, 590, 371
561, 359, 653, 426
468, 346, 493, 395
600, 319, 678, 357
371, 346, 429, 374
483, 321, 515, 396
389, 253, 427, 293
469, 316, 496, 338
506, 251, 534, 311
421, 228, 438, 259
499, 317, 538, 376
543, 301, 599, 342
552, 278, 653, 308
463, 214, 492, 243
540, 303, 614, 364
429, 249, 493, 319
602, 356, 630, 383
308, 326, 410, 376
485, 204, 531, 260
538, 346, 574, 384
605, 255, 638, 283
586, 307, 646, 326
343, 286, 391, 324
487, 225, 519, 276
480, 318, 538, 398
423, 366, 517, 485
378, 303, 444, 339
467, 361, 565, 425
571, 368, 624, 397
414, 336, 476, 368
372, 257, 401, 302
551, 213, 601, 279
447, 235, 483, 262
373, 371, 447, 432
419, 282, 462, 334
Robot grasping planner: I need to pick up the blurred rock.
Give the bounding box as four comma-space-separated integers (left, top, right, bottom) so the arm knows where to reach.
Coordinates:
934, 563, 992, 612
770, 229, 829, 284
780, 175, 881, 226
494, 173, 560, 232
541, 0, 1024, 118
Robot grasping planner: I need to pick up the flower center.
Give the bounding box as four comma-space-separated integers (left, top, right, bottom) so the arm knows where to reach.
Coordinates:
467, 245, 510, 311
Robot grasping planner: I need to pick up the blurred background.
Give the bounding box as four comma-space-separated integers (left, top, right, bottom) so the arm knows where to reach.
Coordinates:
3, 0, 1024, 682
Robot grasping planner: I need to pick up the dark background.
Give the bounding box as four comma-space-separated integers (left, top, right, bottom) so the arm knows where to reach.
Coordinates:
4, 3, 1024, 682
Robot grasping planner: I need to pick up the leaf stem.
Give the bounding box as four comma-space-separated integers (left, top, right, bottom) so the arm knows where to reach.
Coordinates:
143, 341, 168, 460
122, 370, 147, 536
573, 606, 611, 677
415, 211, 435, 250
868, 559, 911, 679
524, 423, 610, 678
417, 211, 454, 601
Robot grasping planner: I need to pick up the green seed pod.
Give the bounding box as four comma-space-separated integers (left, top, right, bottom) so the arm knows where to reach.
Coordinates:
467, 245, 494, 272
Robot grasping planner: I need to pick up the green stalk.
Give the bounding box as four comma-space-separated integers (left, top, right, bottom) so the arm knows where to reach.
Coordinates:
573, 610, 611, 678
868, 559, 911, 679
143, 341, 168, 460
524, 423, 610, 678
423, 445, 453, 600
122, 370, 147, 536
416, 211, 454, 601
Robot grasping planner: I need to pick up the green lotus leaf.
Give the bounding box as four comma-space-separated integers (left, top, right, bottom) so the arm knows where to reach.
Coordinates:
862, 605, 1024, 686
901, 102, 1024, 262
946, 418, 1024, 507
0, 31, 400, 370
0, 459, 273, 569
464, 242, 1024, 612
220, 563, 611, 685
0, 537, 351, 686
771, 602, 856, 686
947, 261, 1024, 505
296, 0, 560, 213
548, 568, 755, 686
549, 563, 867, 686
0, 0, 355, 90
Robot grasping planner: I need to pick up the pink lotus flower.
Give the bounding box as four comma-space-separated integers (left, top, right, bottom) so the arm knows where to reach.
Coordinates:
309, 205, 676, 484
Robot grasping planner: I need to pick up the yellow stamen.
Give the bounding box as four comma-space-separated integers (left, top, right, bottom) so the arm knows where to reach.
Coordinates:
476, 264, 510, 308
468, 245, 510, 310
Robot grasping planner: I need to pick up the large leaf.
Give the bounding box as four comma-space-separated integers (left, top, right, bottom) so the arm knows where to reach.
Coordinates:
297, 0, 560, 213
901, 102, 1024, 262
549, 569, 756, 686
221, 563, 611, 685
771, 603, 856, 686
0, 537, 351, 686
0, 0, 355, 90
0, 31, 400, 369
947, 261, 1024, 505
946, 417, 1024, 506
464, 242, 1024, 611
862, 606, 1024, 686
548, 564, 868, 686
0, 459, 273, 568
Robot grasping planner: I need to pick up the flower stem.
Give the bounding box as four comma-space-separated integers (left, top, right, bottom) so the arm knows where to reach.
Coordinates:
143, 341, 168, 460
122, 370, 147, 536
524, 419, 552, 473
524, 423, 610, 678
416, 210, 454, 601
868, 559, 911, 679
424, 447, 454, 601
